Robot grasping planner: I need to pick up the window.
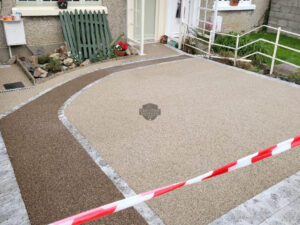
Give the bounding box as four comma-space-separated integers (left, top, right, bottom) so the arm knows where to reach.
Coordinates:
14, 0, 105, 16
216, 0, 256, 11
17, 0, 101, 5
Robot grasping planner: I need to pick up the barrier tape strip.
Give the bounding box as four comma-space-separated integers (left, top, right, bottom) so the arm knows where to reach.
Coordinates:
50, 136, 300, 225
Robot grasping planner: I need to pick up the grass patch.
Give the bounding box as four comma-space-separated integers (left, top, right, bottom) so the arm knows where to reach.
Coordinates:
213, 32, 270, 65
246, 32, 300, 66
212, 31, 300, 67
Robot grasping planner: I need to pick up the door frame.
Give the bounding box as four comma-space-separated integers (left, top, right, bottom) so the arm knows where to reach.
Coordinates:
127, 0, 160, 41
164, 0, 200, 39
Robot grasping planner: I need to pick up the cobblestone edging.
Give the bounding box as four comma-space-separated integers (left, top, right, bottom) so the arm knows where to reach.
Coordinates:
0, 132, 31, 225
210, 171, 300, 225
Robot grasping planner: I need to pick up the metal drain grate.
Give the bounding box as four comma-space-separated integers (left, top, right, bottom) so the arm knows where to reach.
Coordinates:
3, 82, 25, 90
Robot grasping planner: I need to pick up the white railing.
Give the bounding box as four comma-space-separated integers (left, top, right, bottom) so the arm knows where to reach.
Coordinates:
183, 24, 300, 75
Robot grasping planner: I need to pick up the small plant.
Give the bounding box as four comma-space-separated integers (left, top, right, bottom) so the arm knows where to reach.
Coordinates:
219, 50, 235, 58
89, 50, 106, 63
38, 55, 50, 64
89, 47, 117, 63
114, 41, 129, 57
109, 47, 117, 58
57, 0, 68, 9
230, 0, 240, 6
287, 72, 300, 85
236, 61, 255, 71
45, 58, 62, 73
115, 41, 128, 52
70, 54, 82, 66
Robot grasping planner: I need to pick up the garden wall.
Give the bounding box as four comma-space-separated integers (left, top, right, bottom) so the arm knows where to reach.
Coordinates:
0, 0, 126, 62
204, 0, 270, 33
268, 0, 300, 34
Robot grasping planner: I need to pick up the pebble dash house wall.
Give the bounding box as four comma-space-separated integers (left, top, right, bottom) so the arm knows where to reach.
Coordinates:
0, 0, 126, 62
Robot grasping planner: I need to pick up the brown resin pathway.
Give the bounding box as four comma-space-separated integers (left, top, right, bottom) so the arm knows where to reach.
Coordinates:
0, 55, 189, 225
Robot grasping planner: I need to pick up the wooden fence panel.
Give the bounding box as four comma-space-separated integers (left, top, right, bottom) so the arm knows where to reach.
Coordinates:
101, 11, 111, 57
97, 11, 107, 57
60, 10, 113, 60
74, 10, 82, 59
66, 12, 77, 54
89, 11, 97, 54
59, 12, 70, 51
93, 11, 101, 54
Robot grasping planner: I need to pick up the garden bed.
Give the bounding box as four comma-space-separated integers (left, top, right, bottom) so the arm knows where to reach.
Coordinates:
183, 30, 300, 85
16, 43, 138, 85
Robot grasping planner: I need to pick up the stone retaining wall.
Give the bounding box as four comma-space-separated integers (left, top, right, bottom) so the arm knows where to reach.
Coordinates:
268, 0, 300, 34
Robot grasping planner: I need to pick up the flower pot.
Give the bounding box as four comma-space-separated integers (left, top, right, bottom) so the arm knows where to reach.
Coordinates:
230, 0, 240, 6
58, 1, 68, 9
114, 47, 126, 57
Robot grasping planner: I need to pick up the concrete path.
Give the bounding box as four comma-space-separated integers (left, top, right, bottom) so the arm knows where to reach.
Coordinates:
0, 65, 32, 91
65, 58, 300, 225
0, 55, 189, 225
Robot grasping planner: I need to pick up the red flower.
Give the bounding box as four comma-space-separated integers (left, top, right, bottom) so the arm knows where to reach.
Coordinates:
122, 43, 128, 50
118, 41, 123, 46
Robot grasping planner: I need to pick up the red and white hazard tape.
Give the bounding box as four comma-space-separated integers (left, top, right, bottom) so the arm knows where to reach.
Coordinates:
50, 136, 300, 225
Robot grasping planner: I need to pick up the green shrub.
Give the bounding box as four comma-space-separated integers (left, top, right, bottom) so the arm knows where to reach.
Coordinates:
89, 47, 117, 63
109, 47, 117, 59
236, 61, 255, 71
287, 73, 300, 85
212, 32, 271, 65
70, 54, 82, 66
90, 50, 107, 63
45, 58, 62, 72
38, 55, 50, 64
218, 50, 235, 58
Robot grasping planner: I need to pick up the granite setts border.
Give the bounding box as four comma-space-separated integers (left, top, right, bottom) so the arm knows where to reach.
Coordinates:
210, 171, 300, 225
0, 132, 31, 225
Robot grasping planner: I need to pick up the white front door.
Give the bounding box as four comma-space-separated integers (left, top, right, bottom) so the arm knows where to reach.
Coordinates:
165, 0, 200, 39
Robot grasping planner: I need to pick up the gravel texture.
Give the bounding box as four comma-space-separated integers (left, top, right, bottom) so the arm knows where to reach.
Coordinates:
65, 57, 300, 225
0, 55, 189, 225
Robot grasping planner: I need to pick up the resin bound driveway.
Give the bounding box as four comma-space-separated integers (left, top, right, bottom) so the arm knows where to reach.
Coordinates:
65, 58, 300, 225
0, 55, 189, 225
1, 52, 300, 225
